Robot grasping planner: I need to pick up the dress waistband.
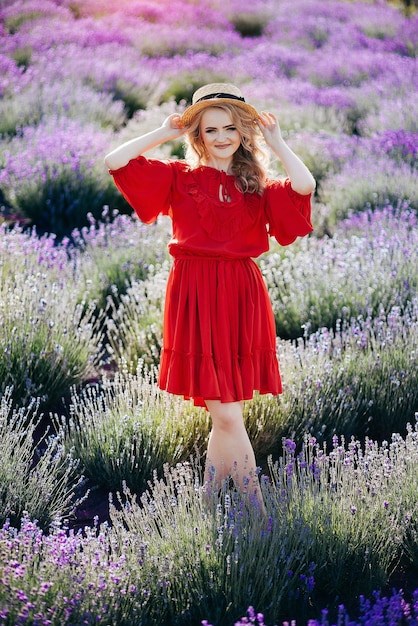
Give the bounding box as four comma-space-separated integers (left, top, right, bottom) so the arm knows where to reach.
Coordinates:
173, 252, 251, 262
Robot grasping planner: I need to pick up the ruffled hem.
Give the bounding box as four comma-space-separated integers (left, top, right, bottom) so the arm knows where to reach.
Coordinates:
158, 348, 282, 408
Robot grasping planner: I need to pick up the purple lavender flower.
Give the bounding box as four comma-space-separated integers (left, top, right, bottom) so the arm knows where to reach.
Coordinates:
285, 439, 297, 454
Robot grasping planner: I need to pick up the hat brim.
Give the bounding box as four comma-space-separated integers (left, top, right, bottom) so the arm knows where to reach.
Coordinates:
180, 98, 260, 127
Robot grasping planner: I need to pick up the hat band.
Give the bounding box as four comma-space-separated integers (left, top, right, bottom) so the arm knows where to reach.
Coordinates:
195, 93, 246, 104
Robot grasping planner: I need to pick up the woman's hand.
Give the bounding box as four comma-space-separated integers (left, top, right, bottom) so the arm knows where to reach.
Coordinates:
257, 111, 283, 147
257, 111, 316, 195
161, 113, 187, 141
104, 113, 187, 170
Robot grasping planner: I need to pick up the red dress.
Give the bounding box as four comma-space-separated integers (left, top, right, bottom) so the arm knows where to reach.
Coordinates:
110, 156, 313, 407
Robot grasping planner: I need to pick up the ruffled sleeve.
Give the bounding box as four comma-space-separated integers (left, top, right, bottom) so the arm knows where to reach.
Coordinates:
264, 178, 313, 246
109, 156, 173, 224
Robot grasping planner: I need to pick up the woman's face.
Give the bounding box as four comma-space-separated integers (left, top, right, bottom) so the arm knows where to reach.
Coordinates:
199, 107, 241, 168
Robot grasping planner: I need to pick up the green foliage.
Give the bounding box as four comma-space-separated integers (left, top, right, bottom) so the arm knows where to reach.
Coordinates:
10, 45, 32, 69
228, 11, 271, 38
0, 389, 85, 530
388, 423, 418, 570
397, 0, 418, 16
4, 11, 44, 33
113, 78, 150, 118
12, 168, 129, 239
0, 281, 99, 409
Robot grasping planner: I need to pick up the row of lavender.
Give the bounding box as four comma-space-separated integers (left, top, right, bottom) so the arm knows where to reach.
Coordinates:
0, 0, 417, 236
0, 0, 417, 624
1, 424, 418, 625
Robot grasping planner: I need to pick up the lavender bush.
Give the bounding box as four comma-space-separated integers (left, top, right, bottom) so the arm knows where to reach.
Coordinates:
0, 1, 72, 30
261, 206, 418, 339
0, 273, 99, 409
108, 463, 314, 625
104, 262, 169, 369
319, 158, 417, 222
281, 126, 417, 201
268, 431, 418, 601
0, 119, 131, 237
72, 209, 170, 315
242, 303, 418, 461
19, 43, 168, 115
278, 303, 418, 443
60, 361, 210, 493
0, 388, 85, 530
0, 224, 100, 409
0, 222, 73, 282
0, 80, 127, 137
245, 300, 417, 456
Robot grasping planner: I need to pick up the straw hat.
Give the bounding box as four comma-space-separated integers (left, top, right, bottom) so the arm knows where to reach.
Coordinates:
180, 83, 260, 127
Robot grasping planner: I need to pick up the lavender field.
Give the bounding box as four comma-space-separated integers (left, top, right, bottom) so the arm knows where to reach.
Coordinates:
0, 0, 417, 624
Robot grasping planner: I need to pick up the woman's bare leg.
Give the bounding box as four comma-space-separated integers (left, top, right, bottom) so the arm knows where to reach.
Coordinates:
204, 400, 265, 511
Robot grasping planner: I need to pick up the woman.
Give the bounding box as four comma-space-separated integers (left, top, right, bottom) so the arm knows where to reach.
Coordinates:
104, 83, 315, 508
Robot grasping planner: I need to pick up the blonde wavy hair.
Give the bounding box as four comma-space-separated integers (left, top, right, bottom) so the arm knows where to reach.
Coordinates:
184, 104, 269, 194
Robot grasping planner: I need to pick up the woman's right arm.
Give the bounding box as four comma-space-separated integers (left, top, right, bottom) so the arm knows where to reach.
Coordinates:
104, 114, 186, 171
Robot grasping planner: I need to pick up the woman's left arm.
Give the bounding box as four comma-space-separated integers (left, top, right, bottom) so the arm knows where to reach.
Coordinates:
258, 112, 316, 195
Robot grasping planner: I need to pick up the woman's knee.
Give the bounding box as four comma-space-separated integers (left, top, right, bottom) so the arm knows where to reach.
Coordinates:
206, 400, 244, 433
